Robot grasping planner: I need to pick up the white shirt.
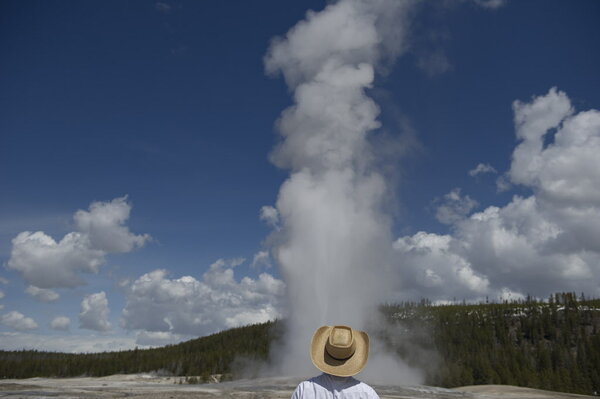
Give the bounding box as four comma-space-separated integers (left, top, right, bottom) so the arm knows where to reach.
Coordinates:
292, 373, 380, 399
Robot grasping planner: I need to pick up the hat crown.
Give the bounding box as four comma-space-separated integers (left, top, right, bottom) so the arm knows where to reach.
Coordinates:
325, 326, 356, 360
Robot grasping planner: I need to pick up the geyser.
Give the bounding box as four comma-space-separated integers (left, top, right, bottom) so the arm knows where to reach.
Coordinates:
263, 0, 421, 384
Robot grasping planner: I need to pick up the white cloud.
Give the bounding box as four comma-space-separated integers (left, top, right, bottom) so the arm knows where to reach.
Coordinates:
510, 88, 600, 207
7, 231, 104, 288
509, 88, 573, 191
122, 260, 285, 337
228, 257, 246, 268
469, 163, 497, 177
7, 197, 149, 289
394, 232, 489, 300
260, 205, 279, 228
73, 196, 150, 253
50, 316, 70, 331
508, 88, 600, 254
135, 331, 187, 347
25, 286, 60, 303
434, 188, 478, 225
496, 174, 512, 192
0, 332, 136, 353
251, 250, 271, 269
394, 89, 600, 301
79, 291, 111, 332
1, 311, 38, 331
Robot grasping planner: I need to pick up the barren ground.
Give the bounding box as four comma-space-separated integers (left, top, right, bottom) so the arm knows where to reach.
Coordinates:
0, 375, 594, 399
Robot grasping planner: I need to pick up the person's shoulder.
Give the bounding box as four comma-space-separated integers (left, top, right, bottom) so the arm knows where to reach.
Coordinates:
296, 379, 314, 389
292, 375, 328, 399
295, 379, 314, 389
292, 380, 310, 399
298, 375, 321, 387
301, 373, 329, 388
295, 375, 324, 390
352, 381, 379, 397
358, 381, 377, 391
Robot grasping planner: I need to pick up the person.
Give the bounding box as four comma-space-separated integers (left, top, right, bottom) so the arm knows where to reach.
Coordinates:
292, 325, 380, 399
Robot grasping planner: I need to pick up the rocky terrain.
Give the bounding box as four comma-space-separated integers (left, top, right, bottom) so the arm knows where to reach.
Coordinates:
0, 375, 595, 399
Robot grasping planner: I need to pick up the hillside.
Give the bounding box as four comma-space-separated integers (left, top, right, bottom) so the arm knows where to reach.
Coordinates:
1, 293, 599, 396
0, 321, 279, 381
379, 293, 600, 395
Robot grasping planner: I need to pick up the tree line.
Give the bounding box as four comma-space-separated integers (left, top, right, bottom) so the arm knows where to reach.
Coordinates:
1, 293, 598, 396
0, 321, 280, 382
379, 292, 600, 395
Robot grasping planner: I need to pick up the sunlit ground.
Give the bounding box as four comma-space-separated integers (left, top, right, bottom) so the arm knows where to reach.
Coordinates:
0, 374, 594, 399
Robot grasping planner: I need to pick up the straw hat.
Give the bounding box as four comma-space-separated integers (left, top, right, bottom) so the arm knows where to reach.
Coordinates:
310, 325, 369, 377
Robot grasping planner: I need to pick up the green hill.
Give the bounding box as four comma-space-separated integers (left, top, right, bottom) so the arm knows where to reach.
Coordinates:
1, 293, 599, 396
0, 320, 280, 381
379, 293, 600, 395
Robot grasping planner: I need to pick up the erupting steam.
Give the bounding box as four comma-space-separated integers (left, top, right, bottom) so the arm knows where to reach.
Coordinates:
263, 0, 421, 383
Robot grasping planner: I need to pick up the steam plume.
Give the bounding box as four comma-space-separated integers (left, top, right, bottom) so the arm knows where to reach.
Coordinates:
264, 0, 421, 383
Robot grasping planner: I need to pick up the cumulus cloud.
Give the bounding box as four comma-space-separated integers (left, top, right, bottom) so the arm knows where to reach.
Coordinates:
251, 250, 272, 269
509, 88, 600, 207
7, 231, 104, 289
496, 174, 512, 192
394, 88, 600, 301
25, 285, 60, 303
1, 311, 38, 331
74, 197, 150, 253
509, 88, 573, 191
259, 205, 280, 228
79, 291, 111, 332
508, 88, 600, 253
122, 259, 285, 342
469, 163, 497, 177
50, 316, 70, 331
434, 188, 478, 225
394, 232, 489, 300
7, 197, 149, 289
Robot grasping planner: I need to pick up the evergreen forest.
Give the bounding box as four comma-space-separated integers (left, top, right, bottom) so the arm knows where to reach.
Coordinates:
1, 293, 598, 396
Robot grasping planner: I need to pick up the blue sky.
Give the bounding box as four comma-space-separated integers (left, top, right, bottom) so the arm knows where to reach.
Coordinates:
1, 0, 600, 352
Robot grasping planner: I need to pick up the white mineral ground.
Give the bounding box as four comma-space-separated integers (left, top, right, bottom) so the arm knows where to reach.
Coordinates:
0, 375, 594, 399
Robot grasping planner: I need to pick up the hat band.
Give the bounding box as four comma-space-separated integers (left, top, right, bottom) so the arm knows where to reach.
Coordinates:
325, 340, 356, 360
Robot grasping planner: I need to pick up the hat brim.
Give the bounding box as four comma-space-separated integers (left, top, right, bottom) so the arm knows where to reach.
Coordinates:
310, 326, 369, 377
